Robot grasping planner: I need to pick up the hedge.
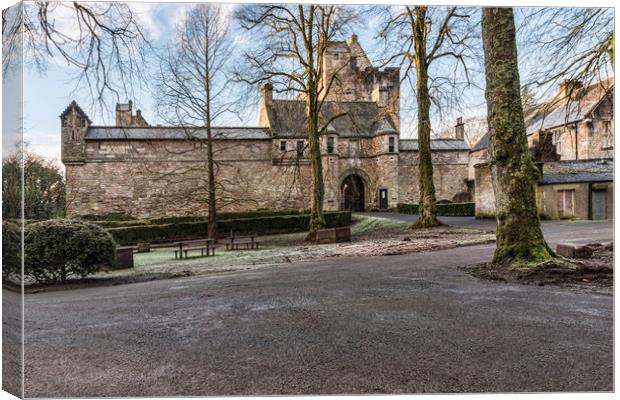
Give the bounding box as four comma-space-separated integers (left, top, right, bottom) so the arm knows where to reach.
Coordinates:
107, 211, 351, 245
83, 209, 312, 228
397, 202, 475, 216
24, 219, 116, 283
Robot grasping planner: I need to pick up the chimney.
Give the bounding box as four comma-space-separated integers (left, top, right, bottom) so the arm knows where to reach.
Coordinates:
261, 83, 273, 102
258, 83, 274, 127
350, 34, 358, 45
455, 116, 465, 140
559, 79, 583, 99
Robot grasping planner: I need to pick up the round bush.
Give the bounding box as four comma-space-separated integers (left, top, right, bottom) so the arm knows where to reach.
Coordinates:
2, 221, 21, 279
24, 219, 116, 283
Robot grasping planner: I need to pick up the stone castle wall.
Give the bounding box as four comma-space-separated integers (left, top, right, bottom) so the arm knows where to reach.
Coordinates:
64, 134, 468, 218
65, 139, 316, 218
398, 150, 470, 204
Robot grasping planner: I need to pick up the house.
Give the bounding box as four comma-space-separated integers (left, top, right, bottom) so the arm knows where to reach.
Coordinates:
472, 78, 614, 220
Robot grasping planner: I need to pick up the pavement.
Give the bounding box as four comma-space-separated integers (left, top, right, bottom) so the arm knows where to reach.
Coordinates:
18, 216, 614, 396
365, 213, 613, 246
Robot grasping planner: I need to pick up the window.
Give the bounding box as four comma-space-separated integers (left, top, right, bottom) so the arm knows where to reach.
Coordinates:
296, 140, 305, 158
602, 121, 612, 149
349, 140, 360, 157
280, 140, 287, 151
557, 190, 575, 218
388, 137, 395, 153
327, 137, 335, 154
553, 131, 562, 154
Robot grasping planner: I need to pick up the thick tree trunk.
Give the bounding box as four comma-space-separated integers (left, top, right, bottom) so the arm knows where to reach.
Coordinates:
412, 6, 440, 228
306, 88, 326, 240
481, 7, 554, 267
305, 10, 326, 241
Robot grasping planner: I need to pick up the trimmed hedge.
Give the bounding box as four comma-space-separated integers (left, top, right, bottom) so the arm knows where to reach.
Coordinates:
108, 211, 351, 245
24, 219, 116, 283
397, 202, 475, 217
2, 221, 21, 279
83, 209, 313, 228
77, 212, 136, 222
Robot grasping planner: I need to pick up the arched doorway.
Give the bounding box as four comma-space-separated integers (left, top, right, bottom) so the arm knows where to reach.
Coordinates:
341, 174, 365, 211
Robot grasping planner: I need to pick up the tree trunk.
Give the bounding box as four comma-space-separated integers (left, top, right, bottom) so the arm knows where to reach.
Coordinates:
412, 6, 440, 228
305, 9, 326, 241
306, 104, 326, 240
204, 26, 217, 241
481, 7, 554, 267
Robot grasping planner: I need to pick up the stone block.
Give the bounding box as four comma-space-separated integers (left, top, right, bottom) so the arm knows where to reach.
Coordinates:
556, 243, 593, 259
114, 246, 134, 269
556, 243, 575, 258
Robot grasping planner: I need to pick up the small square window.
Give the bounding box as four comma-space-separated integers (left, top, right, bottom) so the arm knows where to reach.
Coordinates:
280, 141, 287, 151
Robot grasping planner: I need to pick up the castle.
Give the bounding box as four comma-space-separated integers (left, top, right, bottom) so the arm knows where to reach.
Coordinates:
61, 36, 471, 218
61, 37, 613, 220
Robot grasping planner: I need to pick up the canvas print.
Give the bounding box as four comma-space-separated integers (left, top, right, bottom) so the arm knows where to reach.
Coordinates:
1, 1, 614, 397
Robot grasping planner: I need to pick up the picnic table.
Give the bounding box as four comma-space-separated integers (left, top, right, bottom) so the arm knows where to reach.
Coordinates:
174, 238, 216, 259
225, 235, 260, 250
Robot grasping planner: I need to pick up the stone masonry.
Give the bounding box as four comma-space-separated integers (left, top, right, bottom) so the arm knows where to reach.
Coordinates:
62, 37, 470, 218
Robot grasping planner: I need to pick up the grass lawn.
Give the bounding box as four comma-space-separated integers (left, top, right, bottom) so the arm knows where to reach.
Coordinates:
94, 214, 494, 281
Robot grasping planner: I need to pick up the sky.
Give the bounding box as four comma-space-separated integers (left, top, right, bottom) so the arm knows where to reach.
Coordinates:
7, 1, 613, 165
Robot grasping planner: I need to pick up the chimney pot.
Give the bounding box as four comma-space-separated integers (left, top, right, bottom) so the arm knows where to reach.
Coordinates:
262, 83, 273, 101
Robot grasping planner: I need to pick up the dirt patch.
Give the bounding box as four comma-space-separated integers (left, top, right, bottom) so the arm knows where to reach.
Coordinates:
464, 246, 613, 290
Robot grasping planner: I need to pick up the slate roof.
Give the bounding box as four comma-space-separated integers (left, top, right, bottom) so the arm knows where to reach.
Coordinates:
399, 139, 470, 151
85, 126, 271, 140
264, 99, 398, 138
471, 79, 613, 152
541, 159, 613, 185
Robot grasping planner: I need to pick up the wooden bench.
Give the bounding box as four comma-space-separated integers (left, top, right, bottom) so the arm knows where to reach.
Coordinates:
225, 235, 260, 250
316, 226, 351, 244
174, 239, 216, 259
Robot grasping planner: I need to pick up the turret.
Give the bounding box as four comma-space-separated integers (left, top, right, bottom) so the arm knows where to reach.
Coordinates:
60, 101, 91, 164
115, 100, 149, 127
371, 67, 400, 131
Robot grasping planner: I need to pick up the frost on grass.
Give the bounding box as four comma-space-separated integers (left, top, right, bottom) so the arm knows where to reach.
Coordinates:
96, 215, 494, 280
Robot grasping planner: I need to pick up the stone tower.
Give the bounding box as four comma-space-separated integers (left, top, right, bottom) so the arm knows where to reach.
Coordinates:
116, 100, 149, 127
321, 35, 401, 130
60, 101, 91, 164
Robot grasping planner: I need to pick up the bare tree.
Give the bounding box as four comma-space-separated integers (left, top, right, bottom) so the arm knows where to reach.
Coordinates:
154, 4, 237, 239
236, 4, 358, 239
517, 7, 613, 100
2, 1, 148, 108
377, 6, 480, 227
482, 7, 555, 268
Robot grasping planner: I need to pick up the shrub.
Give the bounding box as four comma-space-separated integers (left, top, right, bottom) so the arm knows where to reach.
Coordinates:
2, 221, 21, 279
24, 220, 116, 283
397, 202, 475, 217
108, 211, 351, 245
